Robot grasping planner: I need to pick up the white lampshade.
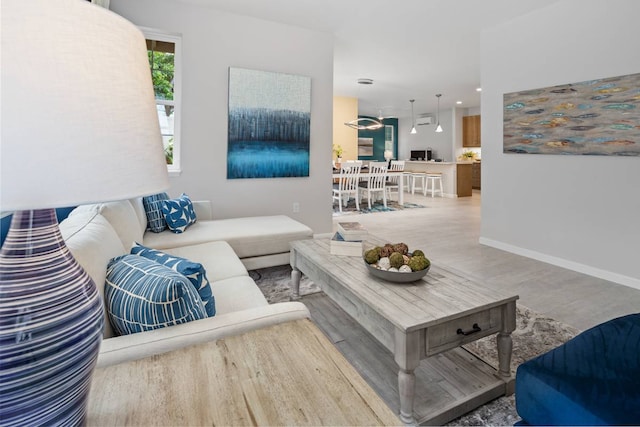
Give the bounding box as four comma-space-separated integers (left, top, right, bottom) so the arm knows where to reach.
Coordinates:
1, 0, 169, 211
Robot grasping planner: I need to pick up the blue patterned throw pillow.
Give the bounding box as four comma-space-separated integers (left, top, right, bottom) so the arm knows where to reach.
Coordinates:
142, 192, 169, 233
105, 255, 207, 336
130, 243, 215, 317
162, 193, 197, 233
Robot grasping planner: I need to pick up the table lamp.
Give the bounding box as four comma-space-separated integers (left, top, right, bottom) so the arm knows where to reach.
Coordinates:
0, 0, 170, 424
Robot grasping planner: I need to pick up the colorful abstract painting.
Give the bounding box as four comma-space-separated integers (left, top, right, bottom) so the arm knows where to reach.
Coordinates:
227, 67, 311, 179
503, 72, 640, 156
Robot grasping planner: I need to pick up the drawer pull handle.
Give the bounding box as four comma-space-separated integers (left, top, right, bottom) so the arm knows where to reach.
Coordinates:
457, 323, 482, 336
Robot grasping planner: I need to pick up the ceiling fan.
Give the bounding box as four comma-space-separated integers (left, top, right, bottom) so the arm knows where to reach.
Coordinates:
375, 107, 398, 121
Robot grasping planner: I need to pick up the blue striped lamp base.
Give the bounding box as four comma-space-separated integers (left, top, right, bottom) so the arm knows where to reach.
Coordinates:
0, 209, 104, 426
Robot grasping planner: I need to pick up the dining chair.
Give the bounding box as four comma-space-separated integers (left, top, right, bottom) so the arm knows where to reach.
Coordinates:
358, 161, 387, 210
386, 160, 405, 202
332, 161, 362, 212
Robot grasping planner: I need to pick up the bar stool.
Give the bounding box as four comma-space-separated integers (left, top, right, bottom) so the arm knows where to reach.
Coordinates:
410, 172, 427, 195
425, 172, 443, 197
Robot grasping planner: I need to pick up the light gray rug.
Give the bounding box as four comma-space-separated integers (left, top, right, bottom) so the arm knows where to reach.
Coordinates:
250, 265, 581, 426
249, 265, 321, 303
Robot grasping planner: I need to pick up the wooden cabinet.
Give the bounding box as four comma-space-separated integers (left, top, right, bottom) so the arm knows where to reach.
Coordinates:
463, 115, 481, 147
472, 162, 481, 190
456, 163, 472, 197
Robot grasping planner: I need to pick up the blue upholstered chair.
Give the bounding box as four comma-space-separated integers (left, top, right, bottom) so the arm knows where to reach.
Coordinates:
515, 313, 640, 425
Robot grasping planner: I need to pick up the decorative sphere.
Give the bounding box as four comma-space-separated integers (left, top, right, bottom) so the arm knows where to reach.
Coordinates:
389, 252, 404, 269
408, 255, 430, 272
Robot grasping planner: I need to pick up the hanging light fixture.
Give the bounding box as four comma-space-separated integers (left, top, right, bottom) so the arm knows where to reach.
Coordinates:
435, 94, 443, 133
344, 117, 384, 130
410, 99, 417, 134
344, 78, 383, 130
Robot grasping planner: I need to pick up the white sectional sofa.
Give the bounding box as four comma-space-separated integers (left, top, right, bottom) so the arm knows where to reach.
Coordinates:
58, 197, 313, 368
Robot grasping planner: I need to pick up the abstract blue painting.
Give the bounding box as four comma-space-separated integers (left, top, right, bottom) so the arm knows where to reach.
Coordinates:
227, 67, 311, 179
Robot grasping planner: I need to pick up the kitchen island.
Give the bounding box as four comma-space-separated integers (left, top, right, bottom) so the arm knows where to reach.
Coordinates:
404, 161, 473, 197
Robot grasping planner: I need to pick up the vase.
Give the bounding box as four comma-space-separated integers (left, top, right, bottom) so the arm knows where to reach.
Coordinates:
0, 209, 104, 425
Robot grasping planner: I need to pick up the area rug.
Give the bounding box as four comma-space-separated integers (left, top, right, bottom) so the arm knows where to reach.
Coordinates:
249, 265, 321, 303
447, 304, 580, 426
333, 199, 425, 216
250, 265, 581, 426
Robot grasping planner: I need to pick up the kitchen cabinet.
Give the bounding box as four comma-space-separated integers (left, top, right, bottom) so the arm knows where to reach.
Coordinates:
463, 115, 481, 147
472, 162, 481, 190
456, 163, 472, 197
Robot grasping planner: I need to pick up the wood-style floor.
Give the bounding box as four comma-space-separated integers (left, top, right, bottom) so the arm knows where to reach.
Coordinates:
332, 190, 640, 332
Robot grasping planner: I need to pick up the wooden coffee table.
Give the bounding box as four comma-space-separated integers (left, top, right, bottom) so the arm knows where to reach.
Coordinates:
86, 319, 399, 426
290, 237, 519, 425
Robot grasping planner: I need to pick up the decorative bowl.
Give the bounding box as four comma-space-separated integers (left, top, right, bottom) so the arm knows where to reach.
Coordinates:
362, 242, 430, 283
364, 262, 429, 283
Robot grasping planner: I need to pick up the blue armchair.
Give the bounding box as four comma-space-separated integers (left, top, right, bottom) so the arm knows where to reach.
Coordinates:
515, 313, 640, 425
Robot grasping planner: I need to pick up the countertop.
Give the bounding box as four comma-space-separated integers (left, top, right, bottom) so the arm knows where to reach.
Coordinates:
406, 160, 457, 165
405, 160, 479, 165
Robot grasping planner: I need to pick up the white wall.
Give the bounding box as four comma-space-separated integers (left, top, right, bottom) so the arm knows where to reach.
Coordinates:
480, 0, 640, 289
110, 0, 334, 234
398, 109, 454, 162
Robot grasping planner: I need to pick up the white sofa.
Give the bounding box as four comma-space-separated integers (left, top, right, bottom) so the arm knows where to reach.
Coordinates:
58, 198, 313, 368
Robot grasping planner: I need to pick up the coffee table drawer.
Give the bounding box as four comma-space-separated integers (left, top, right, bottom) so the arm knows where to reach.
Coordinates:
425, 306, 502, 356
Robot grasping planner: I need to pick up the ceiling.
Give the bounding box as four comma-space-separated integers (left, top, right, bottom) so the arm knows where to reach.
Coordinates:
177, 0, 559, 118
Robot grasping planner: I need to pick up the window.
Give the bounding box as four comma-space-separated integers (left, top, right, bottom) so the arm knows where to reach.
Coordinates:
384, 125, 394, 153
141, 28, 181, 175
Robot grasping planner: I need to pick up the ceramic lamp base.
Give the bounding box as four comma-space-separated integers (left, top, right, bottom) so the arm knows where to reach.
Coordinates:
0, 209, 104, 425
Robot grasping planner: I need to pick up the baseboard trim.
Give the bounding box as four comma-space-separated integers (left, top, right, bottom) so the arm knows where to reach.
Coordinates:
479, 237, 640, 291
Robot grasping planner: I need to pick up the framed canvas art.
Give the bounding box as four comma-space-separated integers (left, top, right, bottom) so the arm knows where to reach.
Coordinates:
227, 67, 311, 178
358, 137, 374, 156
503, 72, 640, 156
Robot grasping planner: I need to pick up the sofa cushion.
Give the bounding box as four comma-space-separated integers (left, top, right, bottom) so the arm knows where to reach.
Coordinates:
162, 241, 249, 282
131, 242, 215, 317
67, 202, 101, 218
210, 276, 269, 315
143, 215, 313, 259
60, 210, 126, 339
105, 255, 207, 336
129, 197, 148, 235
142, 192, 169, 233
99, 200, 145, 249
162, 193, 197, 233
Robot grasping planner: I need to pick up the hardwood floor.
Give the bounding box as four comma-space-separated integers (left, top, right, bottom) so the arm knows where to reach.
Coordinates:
332, 190, 640, 331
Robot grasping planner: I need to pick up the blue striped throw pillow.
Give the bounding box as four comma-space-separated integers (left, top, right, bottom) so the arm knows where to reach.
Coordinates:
162, 193, 197, 233
105, 255, 207, 336
142, 192, 169, 233
130, 243, 215, 317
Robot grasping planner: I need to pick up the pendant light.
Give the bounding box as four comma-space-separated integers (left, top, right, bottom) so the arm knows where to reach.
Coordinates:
410, 99, 417, 134
344, 117, 384, 130
435, 94, 443, 133
344, 78, 383, 130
